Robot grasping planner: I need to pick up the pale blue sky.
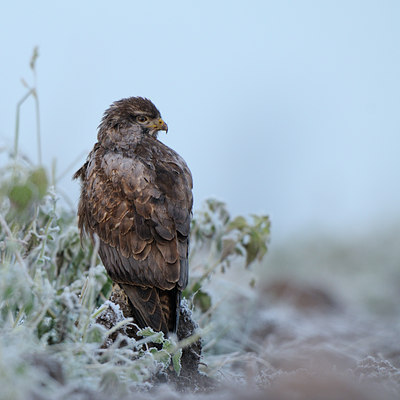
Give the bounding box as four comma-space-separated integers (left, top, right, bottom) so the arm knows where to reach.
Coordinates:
1, 1, 400, 242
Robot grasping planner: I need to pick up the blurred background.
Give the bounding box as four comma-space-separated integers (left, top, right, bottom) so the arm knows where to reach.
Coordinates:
2, 0, 400, 244
1, 3, 400, 396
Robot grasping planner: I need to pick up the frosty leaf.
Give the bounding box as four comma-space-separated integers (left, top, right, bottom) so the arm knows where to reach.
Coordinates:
100, 370, 120, 393
137, 326, 155, 337
162, 338, 173, 352
137, 327, 164, 344
86, 324, 106, 343
155, 349, 170, 366
172, 348, 183, 376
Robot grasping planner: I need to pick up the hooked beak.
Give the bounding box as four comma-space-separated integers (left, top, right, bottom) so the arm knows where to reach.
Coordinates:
154, 118, 168, 134
148, 117, 168, 138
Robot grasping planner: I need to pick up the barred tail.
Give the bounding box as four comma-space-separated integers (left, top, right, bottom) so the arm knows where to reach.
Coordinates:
120, 284, 180, 335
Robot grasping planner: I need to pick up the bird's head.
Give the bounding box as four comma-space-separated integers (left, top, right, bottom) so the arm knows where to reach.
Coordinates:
98, 97, 168, 144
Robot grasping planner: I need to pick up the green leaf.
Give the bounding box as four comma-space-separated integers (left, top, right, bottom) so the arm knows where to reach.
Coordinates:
172, 348, 182, 376
137, 327, 165, 344
227, 216, 248, 231
29, 167, 48, 199
244, 240, 259, 267
194, 289, 212, 312
162, 339, 173, 352
137, 326, 156, 337
156, 349, 170, 366
9, 184, 33, 210
86, 324, 105, 343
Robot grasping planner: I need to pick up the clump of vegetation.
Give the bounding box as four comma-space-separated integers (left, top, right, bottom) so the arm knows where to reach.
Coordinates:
186, 199, 270, 313
0, 49, 271, 399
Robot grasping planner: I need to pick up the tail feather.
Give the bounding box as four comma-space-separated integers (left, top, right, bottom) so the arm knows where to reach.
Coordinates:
120, 284, 179, 335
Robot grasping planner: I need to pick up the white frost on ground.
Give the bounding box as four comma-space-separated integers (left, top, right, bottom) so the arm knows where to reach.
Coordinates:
193, 229, 400, 399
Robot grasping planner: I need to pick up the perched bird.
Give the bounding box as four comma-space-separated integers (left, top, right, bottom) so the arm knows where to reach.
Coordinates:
74, 97, 193, 335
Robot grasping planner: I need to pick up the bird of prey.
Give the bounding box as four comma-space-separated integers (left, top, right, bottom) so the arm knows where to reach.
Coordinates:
74, 97, 193, 335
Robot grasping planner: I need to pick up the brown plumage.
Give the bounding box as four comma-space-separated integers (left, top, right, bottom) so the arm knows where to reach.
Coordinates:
73, 97, 193, 335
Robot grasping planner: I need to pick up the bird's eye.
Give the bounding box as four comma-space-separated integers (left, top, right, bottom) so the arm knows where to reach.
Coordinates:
136, 115, 148, 123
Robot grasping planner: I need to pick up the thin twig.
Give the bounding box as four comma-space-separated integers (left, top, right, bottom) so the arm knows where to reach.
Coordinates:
33, 89, 42, 165
14, 89, 34, 160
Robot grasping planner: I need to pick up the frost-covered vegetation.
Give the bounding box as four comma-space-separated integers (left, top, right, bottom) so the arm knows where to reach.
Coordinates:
1, 50, 400, 400
0, 151, 269, 398
0, 50, 271, 399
